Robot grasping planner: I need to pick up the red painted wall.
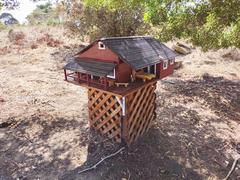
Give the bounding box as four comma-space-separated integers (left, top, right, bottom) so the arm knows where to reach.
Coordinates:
77, 42, 119, 63
75, 42, 174, 82
115, 62, 132, 83
158, 59, 174, 79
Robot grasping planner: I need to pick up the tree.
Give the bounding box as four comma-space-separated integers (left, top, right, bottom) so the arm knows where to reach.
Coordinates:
143, 0, 240, 50
67, 0, 148, 40
67, 0, 240, 50
27, 1, 70, 25
26, 2, 58, 25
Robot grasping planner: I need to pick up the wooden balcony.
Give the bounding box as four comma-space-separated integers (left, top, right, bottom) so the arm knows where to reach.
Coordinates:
64, 70, 108, 90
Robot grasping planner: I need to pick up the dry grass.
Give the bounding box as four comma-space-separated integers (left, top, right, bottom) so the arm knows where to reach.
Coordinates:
0, 26, 239, 179
167, 41, 240, 80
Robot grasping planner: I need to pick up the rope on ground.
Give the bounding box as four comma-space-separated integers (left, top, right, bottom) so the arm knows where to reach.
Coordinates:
223, 158, 239, 180
78, 147, 125, 174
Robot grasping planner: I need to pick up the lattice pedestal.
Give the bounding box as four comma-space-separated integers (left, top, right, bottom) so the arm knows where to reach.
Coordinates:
88, 81, 157, 145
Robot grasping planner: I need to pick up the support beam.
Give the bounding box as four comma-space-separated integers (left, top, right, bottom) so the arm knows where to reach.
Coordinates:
87, 74, 90, 86
78, 72, 80, 83
104, 77, 108, 90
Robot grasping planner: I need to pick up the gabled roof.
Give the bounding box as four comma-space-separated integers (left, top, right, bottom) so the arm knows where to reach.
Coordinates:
64, 58, 116, 77
77, 36, 178, 70
101, 36, 177, 69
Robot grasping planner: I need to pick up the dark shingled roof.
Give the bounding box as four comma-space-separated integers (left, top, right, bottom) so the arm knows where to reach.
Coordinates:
100, 36, 178, 69
64, 58, 116, 77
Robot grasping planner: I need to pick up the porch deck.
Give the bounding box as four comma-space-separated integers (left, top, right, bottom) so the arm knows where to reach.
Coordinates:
65, 75, 158, 96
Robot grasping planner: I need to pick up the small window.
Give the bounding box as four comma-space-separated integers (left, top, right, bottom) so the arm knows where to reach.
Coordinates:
170, 59, 174, 65
98, 42, 105, 50
150, 64, 156, 74
163, 60, 168, 70
143, 67, 148, 73
107, 69, 116, 79
91, 75, 100, 80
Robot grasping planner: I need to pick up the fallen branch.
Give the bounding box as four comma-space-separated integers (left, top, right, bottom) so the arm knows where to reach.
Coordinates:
78, 147, 125, 174
223, 158, 239, 180
162, 80, 176, 84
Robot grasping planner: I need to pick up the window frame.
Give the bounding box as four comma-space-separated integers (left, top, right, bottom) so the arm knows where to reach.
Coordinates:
98, 41, 106, 50
107, 68, 116, 79
163, 60, 168, 70
170, 59, 174, 65
143, 64, 157, 74
148, 64, 157, 75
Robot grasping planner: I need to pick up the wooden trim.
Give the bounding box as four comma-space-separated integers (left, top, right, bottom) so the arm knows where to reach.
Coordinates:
88, 86, 123, 98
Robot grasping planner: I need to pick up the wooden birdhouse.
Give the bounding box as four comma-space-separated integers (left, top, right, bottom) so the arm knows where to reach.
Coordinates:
64, 36, 178, 145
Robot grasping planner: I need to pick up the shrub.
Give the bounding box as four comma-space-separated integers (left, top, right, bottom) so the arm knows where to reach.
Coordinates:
0, 22, 6, 30
47, 18, 60, 26
67, 1, 148, 40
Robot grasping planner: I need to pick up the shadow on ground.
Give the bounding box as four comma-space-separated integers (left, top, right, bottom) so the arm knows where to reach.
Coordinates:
0, 75, 239, 179
60, 75, 240, 180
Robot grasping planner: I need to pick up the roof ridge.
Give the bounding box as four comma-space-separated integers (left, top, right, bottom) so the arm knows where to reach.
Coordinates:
100, 36, 153, 40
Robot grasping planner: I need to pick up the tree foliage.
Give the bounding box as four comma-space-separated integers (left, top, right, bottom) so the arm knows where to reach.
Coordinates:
143, 0, 240, 50
67, 0, 240, 50
67, 0, 148, 40
27, 2, 62, 26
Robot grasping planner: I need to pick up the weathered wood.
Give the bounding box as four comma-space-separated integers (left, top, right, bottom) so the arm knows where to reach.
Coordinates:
127, 83, 156, 144
87, 82, 157, 145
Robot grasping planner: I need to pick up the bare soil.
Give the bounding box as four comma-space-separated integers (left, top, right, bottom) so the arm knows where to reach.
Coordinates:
0, 26, 240, 180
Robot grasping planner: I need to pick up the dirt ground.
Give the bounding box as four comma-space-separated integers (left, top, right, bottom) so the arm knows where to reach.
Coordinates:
0, 26, 240, 180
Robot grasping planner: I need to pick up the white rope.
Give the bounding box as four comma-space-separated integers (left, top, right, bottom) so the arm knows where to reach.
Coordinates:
223, 158, 239, 180
78, 147, 125, 174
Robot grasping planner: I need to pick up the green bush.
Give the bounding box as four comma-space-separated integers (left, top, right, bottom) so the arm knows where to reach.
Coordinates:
47, 18, 61, 26
67, 1, 148, 41
27, 2, 58, 25
143, 0, 240, 50
0, 22, 6, 30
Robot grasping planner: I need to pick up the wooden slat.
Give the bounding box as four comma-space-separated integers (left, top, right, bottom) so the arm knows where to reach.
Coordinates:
108, 128, 121, 139
89, 91, 105, 107
87, 82, 156, 145
92, 94, 111, 112
88, 86, 123, 98
102, 121, 120, 134
88, 88, 122, 142
90, 97, 117, 126
132, 93, 156, 142
145, 113, 155, 133
127, 83, 156, 144
128, 89, 155, 143
96, 105, 121, 129
141, 104, 155, 132
128, 84, 154, 136
88, 88, 97, 100
91, 97, 116, 119
127, 87, 143, 113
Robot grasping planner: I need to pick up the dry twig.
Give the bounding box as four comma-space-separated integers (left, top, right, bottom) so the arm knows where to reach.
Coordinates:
223, 158, 239, 180
78, 147, 125, 174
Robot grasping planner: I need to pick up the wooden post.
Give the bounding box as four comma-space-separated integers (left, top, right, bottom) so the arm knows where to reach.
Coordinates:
104, 77, 108, 90
87, 74, 90, 86
78, 72, 81, 83
64, 69, 67, 81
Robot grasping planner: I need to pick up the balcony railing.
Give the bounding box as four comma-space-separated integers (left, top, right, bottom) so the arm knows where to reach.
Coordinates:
64, 70, 108, 89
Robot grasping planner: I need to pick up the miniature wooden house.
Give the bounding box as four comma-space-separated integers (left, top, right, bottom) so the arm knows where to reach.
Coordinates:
64, 36, 177, 145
